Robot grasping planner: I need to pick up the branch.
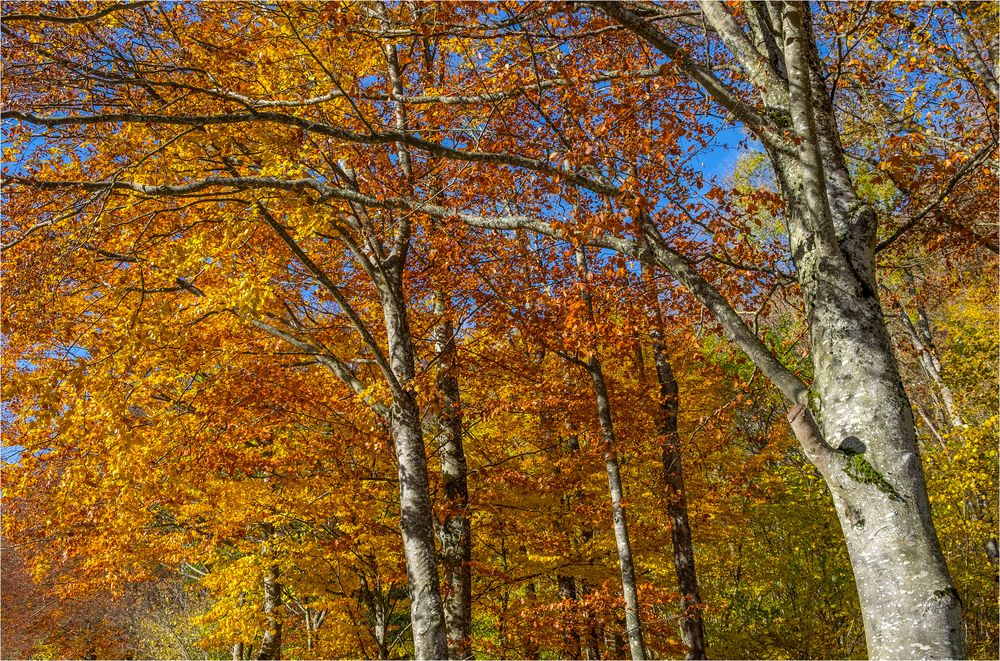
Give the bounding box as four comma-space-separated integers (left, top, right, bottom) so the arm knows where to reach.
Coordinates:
590, 1, 792, 151
413, 201, 816, 409
876, 141, 998, 252
2, 174, 322, 197
1, 190, 106, 251
40, 57, 662, 110
1, 219, 55, 251
4, 171, 813, 417
628, 221, 812, 406
948, 2, 999, 101
253, 204, 407, 402
1, 173, 549, 232
780, 1, 839, 253
787, 403, 839, 478
696, 0, 788, 108
249, 318, 389, 419
2, 1, 152, 26
2, 110, 618, 195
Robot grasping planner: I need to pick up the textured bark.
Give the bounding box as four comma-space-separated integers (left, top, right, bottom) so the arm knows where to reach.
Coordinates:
218, 137, 446, 658
388, 393, 449, 659
370, 12, 448, 654
650, 335, 706, 660
432, 293, 473, 660
299, 607, 324, 653
782, 7, 963, 657
798, 232, 965, 659
257, 193, 448, 657
558, 575, 582, 660
233, 642, 244, 661
383, 275, 449, 660
596, 2, 967, 657
587, 358, 647, 661
639, 237, 706, 660
949, 2, 1000, 101
256, 565, 282, 660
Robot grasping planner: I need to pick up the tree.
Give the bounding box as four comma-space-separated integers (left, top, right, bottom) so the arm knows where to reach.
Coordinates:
3, 2, 995, 658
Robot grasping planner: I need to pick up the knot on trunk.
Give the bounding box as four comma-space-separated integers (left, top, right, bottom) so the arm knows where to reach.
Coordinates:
838, 435, 866, 455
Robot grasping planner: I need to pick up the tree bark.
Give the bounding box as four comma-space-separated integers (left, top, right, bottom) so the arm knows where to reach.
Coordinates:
595, 3, 967, 657
256, 565, 282, 660
360, 574, 392, 660
254, 197, 449, 658
432, 293, 473, 659
388, 393, 449, 660
578, 580, 602, 660
219, 144, 448, 657
796, 235, 966, 659
586, 358, 647, 661
369, 10, 450, 654
558, 575, 582, 660
573, 245, 646, 660
650, 334, 707, 660
639, 235, 707, 660
891, 270, 963, 428
383, 274, 449, 660
523, 580, 541, 660
779, 6, 964, 657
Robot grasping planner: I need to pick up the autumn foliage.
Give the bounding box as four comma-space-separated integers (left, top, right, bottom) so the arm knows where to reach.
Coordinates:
1, 2, 997, 660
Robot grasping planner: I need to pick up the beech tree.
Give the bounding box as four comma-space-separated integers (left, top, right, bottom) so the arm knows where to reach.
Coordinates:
3, 2, 996, 659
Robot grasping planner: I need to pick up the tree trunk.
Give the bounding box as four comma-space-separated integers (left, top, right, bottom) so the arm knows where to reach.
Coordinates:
388, 392, 449, 659
256, 565, 282, 660
613, 624, 627, 660
233, 642, 244, 661
891, 270, 963, 428
302, 608, 323, 652
383, 276, 449, 660
801, 251, 965, 658
374, 600, 390, 659
594, 2, 967, 655
361, 575, 392, 660
523, 581, 541, 660
558, 575, 582, 660
587, 358, 647, 661
578, 580, 602, 660
638, 237, 707, 660
776, 6, 963, 655
372, 8, 449, 654
649, 335, 707, 660
573, 246, 646, 660
433, 293, 473, 659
